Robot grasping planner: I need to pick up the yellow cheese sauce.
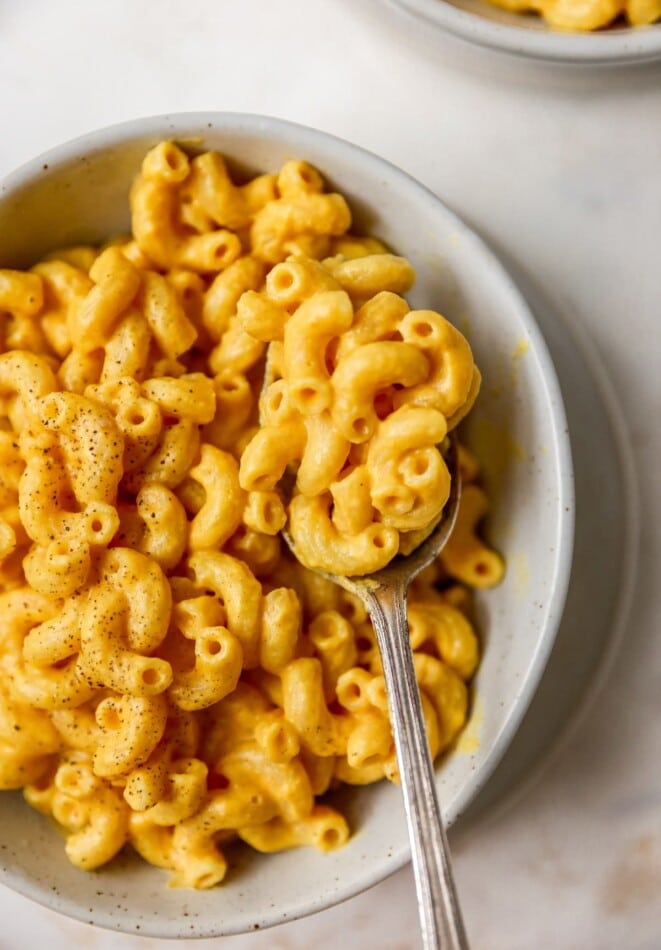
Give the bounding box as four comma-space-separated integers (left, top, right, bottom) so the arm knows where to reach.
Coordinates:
456, 695, 483, 754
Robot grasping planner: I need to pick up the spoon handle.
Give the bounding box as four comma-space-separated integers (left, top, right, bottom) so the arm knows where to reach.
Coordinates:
364, 583, 469, 950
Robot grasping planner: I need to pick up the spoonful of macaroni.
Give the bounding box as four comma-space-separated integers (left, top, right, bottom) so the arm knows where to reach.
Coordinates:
239, 257, 476, 949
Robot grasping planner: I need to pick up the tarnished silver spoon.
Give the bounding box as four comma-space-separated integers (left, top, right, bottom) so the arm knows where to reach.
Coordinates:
284, 434, 468, 950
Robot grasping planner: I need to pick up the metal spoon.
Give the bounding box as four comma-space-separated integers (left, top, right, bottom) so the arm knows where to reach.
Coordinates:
284, 434, 469, 950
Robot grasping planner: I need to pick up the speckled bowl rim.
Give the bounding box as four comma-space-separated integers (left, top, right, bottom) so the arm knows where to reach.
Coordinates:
0, 113, 574, 937
388, 0, 661, 63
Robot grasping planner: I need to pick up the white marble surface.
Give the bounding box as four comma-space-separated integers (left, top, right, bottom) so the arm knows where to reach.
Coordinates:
1, 2, 660, 948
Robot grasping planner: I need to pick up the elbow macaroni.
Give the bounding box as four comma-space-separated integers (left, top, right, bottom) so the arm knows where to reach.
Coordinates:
485, 0, 661, 29
0, 141, 504, 887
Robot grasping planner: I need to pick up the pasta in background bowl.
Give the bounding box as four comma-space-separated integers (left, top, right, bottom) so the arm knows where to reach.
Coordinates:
0, 113, 573, 938
483, 0, 661, 32
389, 0, 661, 62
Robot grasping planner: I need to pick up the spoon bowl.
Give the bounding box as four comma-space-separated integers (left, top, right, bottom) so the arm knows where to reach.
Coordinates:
317, 434, 462, 595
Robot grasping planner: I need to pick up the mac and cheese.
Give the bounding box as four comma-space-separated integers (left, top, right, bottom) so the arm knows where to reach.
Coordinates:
485, 0, 661, 30
0, 142, 504, 887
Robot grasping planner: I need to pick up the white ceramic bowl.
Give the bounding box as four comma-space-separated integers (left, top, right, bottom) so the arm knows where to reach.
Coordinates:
389, 0, 661, 63
0, 113, 574, 938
